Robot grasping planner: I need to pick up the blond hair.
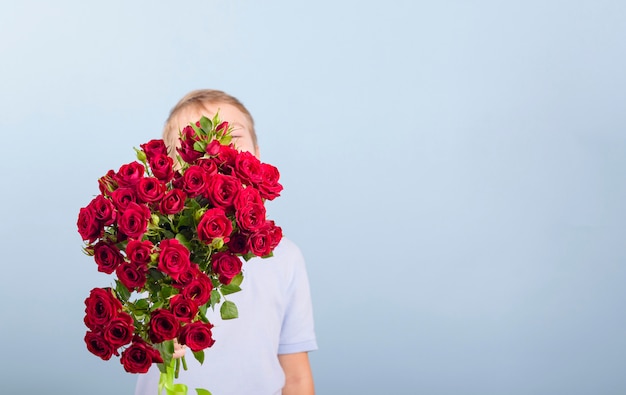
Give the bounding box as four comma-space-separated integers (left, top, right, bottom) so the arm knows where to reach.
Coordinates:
163, 89, 257, 154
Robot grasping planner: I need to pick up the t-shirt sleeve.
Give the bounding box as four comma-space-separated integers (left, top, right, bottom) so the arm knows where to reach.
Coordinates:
277, 240, 318, 355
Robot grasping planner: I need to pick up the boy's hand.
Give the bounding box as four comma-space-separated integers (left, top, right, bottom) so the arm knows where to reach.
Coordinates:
173, 339, 187, 359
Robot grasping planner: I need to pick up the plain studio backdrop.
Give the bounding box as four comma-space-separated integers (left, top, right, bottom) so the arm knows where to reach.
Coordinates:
1, 1, 625, 394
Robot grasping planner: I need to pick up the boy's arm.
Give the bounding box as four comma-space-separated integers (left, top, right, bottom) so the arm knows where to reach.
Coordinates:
278, 352, 315, 395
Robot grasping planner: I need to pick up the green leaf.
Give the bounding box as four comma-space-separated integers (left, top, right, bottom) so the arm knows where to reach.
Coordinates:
195, 388, 212, 395
166, 340, 175, 354
177, 213, 194, 228
220, 283, 241, 296
188, 198, 202, 210
193, 140, 207, 153
151, 300, 164, 311
175, 233, 191, 249
229, 273, 243, 287
198, 303, 208, 316
156, 340, 175, 369
158, 212, 171, 224
157, 362, 168, 374
134, 298, 150, 310
197, 305, 210, 323
115, 280, 131, 302
191, 122, 203, 136
220, 300, 238, 320
211, 112, 221, 128
117, 239, 129, 251
209, 290, 220, 308
146, 282, 162, 295
196, 258, 210, 273
161, 285, 177, 299
199, 116, 212, 132
193, 349, 205, 365
148, 268, 166, 281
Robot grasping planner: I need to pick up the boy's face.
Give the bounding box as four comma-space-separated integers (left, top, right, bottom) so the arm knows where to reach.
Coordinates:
174, 102, 259, 158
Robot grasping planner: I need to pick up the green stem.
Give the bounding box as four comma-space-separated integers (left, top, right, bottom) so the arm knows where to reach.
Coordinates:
181, 355, 188, 371
158, 358, 189, 395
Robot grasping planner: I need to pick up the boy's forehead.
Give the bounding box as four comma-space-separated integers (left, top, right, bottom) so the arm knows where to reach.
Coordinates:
174, 105, 211, 126
175, 102, 250, 129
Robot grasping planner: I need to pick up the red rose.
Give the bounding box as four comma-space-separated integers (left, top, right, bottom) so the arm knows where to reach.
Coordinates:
235, 150, 262, 186
117, 202, 151, 239
149, 154, 174, 182
172, 265, 200, 289
171, 170, 184, 189
197, 157, 218, 176
84, 288, 122, 331
158, 239, 191, 280
98, 169, 118, 196
235, 202, 266, 232
182, 165, 208, 198
205, 140, 222, 157
178, 321, 215, 352
211, 252, 242, 285
234, 187, 263, 209
136, 177, 165, 203
197, 208, 233, 243
159, 188, 186, 215
227, 232, 249, 255
205, 173, 241, 210
125, 239, 153, 266
85, 331, 115, 361
266, 220, 283, 249
77, 206, 102, 243
110, 187, 137, 212
177, 125, 203, 163
114, 162, 145, 187
140, 139, 168, 161
169, 294, 198, 323
88, 195, 116, 226
149, 309, 180, 343
216, 121, 229, 135
116, 262, 147, 291
103, 312, 134, 347
93, 241, 124, 274
248, 226, 273, 257
120, 336, 163, 373
182, 272, 213, 306
258, 163, 283, 200
214, 144, 238, 174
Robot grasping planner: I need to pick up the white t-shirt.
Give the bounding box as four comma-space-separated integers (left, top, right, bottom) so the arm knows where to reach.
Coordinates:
134, 238, 317, 395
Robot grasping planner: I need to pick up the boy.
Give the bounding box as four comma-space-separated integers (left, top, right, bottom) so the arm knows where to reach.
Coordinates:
134, 90, 317, 395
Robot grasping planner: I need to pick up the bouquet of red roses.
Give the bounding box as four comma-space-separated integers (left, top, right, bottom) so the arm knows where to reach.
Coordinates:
77, 114, 283, 395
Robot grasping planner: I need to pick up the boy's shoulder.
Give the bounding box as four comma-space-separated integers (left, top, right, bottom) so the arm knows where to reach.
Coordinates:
247, 237, 306, 277
271, 237, 305, 264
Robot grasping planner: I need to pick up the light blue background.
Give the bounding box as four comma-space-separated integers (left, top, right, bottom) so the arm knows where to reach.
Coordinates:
1, 1, 625, 394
